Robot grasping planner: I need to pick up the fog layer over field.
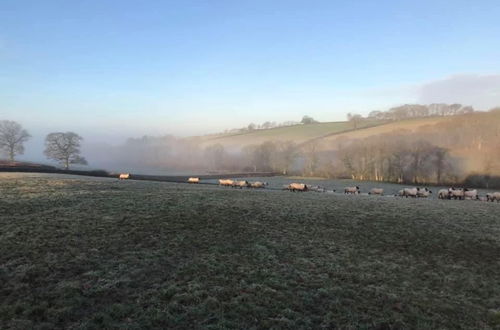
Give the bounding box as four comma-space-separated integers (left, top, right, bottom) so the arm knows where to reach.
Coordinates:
74, 107, 500, 188
4, 104, 500, 187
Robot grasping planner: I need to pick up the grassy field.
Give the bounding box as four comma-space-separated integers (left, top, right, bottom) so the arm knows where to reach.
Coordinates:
200, 120, 382, 148
313, 117, 454, 150
1, 173, 500, 329
199, 117, 455, 150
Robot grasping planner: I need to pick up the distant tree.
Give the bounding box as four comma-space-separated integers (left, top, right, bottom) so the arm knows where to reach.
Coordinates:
432, 146, 449, 184
44, 132, 87, 169
273, 141, 298, 175
367, 110, 383, 120
242, 141, 277, 172
407, 140, 434, 184
302, 141, 319, 176
247, 123, 256, 131
0, 120, 31, 161
204, 144, 226, 170
347, 113, 364, 129
261, 121, 273, 129
301, 116, 317, 125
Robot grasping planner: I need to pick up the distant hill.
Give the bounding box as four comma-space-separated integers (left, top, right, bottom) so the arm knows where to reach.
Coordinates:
199, 119, 384, 149
309, 116, 456, 150
198, 116, 455, 150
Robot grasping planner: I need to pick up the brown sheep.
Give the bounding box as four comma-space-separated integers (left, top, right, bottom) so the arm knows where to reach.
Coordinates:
218, 179, 234, 186
232, 180, 250, 189
250, 181, 268, 188
288, 183, 308, 192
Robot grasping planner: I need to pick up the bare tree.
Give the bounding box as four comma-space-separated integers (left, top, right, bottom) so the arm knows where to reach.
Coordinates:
273, 141, 298, 175
204, 144, 226, 170
242, 142, 277, 172
432, 147, 448, 184
0, 120, 31, 161
302, 141, 319, 176
44, 132, 87, 169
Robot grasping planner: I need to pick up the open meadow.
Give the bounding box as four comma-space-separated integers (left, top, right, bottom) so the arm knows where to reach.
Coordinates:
199, 120, 382, 149
1, 173, 500, 329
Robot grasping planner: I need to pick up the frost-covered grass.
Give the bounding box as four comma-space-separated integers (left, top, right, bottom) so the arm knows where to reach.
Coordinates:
1, 173, 500, 329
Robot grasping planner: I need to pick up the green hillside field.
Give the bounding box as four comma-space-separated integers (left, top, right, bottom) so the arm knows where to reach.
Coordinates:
200, 119, 383, 148
199, 116, 459, 149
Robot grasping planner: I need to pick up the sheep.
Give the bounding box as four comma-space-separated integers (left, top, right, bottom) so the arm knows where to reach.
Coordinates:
368, 188, 384, 195
119, 173, 130, 180
396, 189, 404, 197
309, 185, 328, 192
478, 196, 488, 202
448, 188, 465, 200
402, 187, 419, 198
344, 186, 360, 194
187, 177, 200, 184
250, 181, 267, 188
438, 189, 450, 199
489, 192, 500, 202
218, 179, 234, 186
288, 183, 308, 192
232, 180, 250, 189
417, 187, 432, 198
463, 189, 478, 200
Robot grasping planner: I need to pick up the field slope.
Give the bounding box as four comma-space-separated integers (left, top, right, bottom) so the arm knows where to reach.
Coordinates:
200, 120, 383, 148
312, 116, 455, 149
199, 116, 456, 149
1, 173, 500, 329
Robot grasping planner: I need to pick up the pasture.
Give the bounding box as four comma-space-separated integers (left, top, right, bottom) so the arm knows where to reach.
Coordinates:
1, 173, 500, 329
200, 120, 382, 148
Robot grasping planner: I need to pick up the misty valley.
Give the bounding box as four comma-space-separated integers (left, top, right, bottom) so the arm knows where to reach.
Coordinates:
2, 2, 500, 328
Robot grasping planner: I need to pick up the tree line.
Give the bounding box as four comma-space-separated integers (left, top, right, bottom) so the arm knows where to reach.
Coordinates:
220, 116, 318, 135
0, 120, 87, 169
345, 103, 477, 126
200, 109, 500, 186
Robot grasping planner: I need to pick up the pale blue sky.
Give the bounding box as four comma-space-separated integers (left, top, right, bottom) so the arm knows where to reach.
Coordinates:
1, 0, 500, 144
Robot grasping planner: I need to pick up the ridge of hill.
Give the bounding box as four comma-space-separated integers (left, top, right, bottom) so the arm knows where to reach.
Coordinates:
198, 116, 455, 149
199, 119, 384, 149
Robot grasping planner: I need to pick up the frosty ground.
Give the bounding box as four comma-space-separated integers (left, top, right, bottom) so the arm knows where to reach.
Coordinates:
1, 173, 499, 329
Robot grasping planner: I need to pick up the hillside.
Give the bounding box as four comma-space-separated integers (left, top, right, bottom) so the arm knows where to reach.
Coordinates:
199, 116, 455, 150
199, 119, 383, 149
310, 116, 456, 150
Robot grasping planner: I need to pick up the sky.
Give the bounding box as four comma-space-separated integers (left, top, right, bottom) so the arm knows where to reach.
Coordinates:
1, 0, 500, 151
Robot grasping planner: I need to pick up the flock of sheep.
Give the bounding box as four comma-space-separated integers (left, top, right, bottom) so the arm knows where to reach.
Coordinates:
120, 174, 500, 202
436, 187, 500, 202
212, 178, 500, 202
